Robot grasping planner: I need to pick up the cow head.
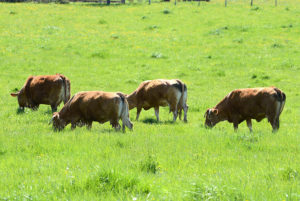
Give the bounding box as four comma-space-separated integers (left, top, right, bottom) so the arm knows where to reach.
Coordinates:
125, 92, 137, 110
50, 112, 65, 131
204, 108, 219, 128
10, 88, 29, 110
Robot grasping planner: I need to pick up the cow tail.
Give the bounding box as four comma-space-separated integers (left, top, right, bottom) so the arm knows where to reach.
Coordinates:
58, 74, 71, 104
176, 79, 186, 111
117, 92, 128, 119
65, 78, 71, 103
24, 76, 34, 105
273, 87, 286, 117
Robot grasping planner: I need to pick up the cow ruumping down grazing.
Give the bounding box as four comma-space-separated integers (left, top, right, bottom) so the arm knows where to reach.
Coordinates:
204, 87, 286, 132
10, 74, 71, 112
50, 91, 133, 132
126, 79, 188, 122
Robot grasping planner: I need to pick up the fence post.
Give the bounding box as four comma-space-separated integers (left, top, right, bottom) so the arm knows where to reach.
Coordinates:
250, 0, 253, 6
175, 0, 176, 5
225, 0, 227, 7
275, 0, 277, 6
149, 0, 150, 4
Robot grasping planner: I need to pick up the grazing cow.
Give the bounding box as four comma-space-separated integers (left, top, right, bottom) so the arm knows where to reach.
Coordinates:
204, 87, 286, 132
10, 74, 71, 112
126, 79, 188, 122
50, 91, 133, 132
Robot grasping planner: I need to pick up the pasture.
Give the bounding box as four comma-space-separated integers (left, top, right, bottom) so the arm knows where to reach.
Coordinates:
0, 0, 299, 200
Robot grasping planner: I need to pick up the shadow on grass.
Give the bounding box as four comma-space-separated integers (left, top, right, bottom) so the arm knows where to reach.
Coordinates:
142, 117, 175, 125
16, 108, 25, 115
64, 126, 128, 134
82, 2, 124, 7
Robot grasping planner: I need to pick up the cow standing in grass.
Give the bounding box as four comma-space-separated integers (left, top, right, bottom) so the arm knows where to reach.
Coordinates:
50, 91, 133, 132
10, 74, 71, 112
126, 79, 188, 122
204, 87, 286, 132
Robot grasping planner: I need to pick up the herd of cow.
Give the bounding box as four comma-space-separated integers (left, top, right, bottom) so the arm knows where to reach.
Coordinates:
10, 74, 286, 132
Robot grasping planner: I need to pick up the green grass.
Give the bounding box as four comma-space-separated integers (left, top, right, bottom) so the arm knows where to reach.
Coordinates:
0, 0, 299, 200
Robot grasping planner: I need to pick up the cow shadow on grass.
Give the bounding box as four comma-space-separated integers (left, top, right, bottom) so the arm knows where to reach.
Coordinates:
16, 108, 25, 115
142, 118, 175, 125
83, 3, 124, 7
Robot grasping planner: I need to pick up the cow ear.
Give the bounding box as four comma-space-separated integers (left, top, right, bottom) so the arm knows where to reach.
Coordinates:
212, 109, 218, 115
10, 92, 19, 97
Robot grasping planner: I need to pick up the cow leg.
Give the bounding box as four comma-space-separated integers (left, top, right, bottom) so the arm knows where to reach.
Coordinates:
136, 107, 142, 121
178, 107, 182, 120
71, 123, 76, 130
51, 105, 57, 112
86, 121, 92, 130
246, 119, 253, 132
169, 101, 178, 122
183, 104, 188, 122
114, 123, 121, 131
32, 104, 39, 111
233, 122, 239, 132
275, 117, 280, 129
172, 105, 178, 122
268, 115, 278, 132
111, 120, 121, 131
173, 111, 178, 122
154, 106, 159, 122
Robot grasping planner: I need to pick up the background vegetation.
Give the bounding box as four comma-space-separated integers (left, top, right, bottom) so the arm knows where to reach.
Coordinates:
0, 0, 299, 200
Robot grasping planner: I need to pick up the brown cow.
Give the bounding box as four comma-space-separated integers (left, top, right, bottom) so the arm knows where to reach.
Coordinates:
10, 74, 71, 112
50, 91, 133, 132
204, 87, 286, 132
126, 79, 188, 122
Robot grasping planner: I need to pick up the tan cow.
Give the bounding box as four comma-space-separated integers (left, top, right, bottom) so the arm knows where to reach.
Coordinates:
126, 79, 188, 122
204, 87, 286, 132
50, 91, 133, 132
10, 74, 71, 112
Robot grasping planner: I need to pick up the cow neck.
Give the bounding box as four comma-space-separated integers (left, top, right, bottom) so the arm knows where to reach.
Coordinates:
58, 104, 69, 119
214, 97, 229, 122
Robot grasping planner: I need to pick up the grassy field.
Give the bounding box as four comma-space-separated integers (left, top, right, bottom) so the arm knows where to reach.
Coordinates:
0, 0, 299, 200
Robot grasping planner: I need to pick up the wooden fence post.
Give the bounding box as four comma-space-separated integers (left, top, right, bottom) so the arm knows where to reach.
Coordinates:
175, 0, 176, 5
250, 0, 253, 6
275, 0, 277, 6
149, 0, 150, 5
225, 0, 227, 7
